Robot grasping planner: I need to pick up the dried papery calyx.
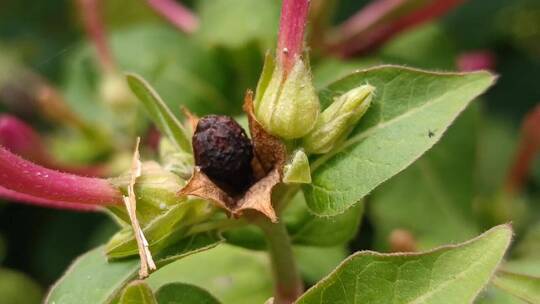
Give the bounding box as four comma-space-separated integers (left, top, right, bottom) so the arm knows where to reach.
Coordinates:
124, 74, 281, 220
192, 115, 254, 195
180, 91, 286, 222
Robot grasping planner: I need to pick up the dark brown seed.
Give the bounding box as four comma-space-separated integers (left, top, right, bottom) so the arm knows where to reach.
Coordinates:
192, 115, 254, 194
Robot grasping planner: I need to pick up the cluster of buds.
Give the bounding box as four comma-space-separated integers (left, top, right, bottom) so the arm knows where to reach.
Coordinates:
0, 0, 378, 283
252, 0, 375, 183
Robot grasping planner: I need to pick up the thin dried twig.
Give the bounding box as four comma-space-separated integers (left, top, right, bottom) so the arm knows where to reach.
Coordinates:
123, 137, 156, 278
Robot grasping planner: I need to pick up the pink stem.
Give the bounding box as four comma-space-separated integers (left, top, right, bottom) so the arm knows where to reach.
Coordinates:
0, 115, 51, 165
331, 0, 466, 57
78, 0, 116, 71
0, 146, 122, 206
0, 186, 100, 212
0, 115, 106, 177
386, 0, 466, 37
145, 125, 162, 152
504, 104, 540, 194
277, 0, 311, 75
147, 0, 199, 34
337, 0, 407, 43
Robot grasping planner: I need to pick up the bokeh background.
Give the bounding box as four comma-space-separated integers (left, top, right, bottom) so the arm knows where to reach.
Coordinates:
0, 0, 539, 302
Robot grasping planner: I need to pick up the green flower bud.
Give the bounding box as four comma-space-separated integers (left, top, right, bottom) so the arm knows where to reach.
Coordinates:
254, 54, 320, 139
302, 84, 375, 154
106, 198, 214, 259
283, 149, 311, 184
108, 161, 188, 226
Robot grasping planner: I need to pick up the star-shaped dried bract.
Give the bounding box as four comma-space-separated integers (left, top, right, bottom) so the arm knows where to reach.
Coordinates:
179, 91, 286, 222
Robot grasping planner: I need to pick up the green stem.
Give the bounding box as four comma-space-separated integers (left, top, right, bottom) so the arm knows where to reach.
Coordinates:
254, 215, 303, 304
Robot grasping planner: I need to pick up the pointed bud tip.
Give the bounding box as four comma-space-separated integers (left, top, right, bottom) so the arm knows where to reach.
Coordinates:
302, 84, 375, 154
343, 84, 375, 105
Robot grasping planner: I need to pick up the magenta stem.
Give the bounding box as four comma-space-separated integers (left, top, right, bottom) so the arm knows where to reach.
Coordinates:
330, 0, 466, 57
386, 0, 466, 37
337, 0, 406, 43
147, 0, 199, 34
0, 186, 100, 212
0, 115, 106, 177
0, 146, 122, 206
78, 0, 116, 71
504, 105, 540, 194
0, 115, 51, 165
457, 50, 496, 72
277, 0, 311, 74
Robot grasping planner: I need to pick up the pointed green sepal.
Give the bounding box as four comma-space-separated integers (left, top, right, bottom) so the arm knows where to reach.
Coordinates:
283, 149, 311, 184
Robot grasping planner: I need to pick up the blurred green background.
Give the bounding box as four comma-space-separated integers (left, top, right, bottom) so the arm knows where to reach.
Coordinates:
0, 0, 539, 302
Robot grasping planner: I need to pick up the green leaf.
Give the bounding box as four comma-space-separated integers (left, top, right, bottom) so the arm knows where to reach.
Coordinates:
119, 280, 157, 304
304, 65, 496, 216
147, 245, 272, 304
196, 0, 279, 49
106, 200, 211, 259
46, 232, 223, 304
286, 192, 363, 247
126, 73, 191, 152
493, 271, 540, 304
296, 224, 512, 304
46, 247, 139, 304
155, 283, 221, 304
370, 106, 480, 249
154, 231, 224, 266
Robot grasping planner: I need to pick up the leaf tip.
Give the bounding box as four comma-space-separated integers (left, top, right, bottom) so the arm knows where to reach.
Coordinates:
481, 223, 514, 253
